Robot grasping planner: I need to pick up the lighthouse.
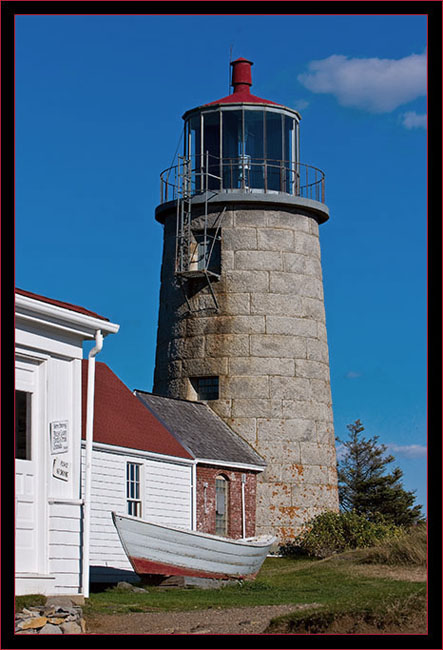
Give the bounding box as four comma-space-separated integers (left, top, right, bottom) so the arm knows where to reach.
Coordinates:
153, 58, 339, 540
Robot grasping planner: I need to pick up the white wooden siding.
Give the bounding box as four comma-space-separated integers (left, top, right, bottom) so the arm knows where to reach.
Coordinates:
81, 446, 193, 582
47, 502, 82, 594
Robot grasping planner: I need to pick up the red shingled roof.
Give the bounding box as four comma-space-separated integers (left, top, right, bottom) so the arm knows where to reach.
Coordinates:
81, 360, 193, 460
16, 288, 110, 322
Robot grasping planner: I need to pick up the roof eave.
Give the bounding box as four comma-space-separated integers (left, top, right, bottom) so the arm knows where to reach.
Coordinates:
195, 457, 266, 472
182, 102, 301, 121
16, 293, 120, 339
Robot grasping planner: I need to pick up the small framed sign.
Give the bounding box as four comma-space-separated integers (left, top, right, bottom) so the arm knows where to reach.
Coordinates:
52, 457, 70, 482
50, 421, 69, 455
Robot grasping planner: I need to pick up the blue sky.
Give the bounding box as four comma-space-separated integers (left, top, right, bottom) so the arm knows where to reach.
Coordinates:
15, 14, 427, 513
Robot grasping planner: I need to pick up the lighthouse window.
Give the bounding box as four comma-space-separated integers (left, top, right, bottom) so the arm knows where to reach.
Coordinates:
203, 112, 220, 190
283, 116, 296, 194
191, 376, 219, 401
244, 110, 264, 189
189, 114, 202, 191
265, 112, 283, 191
222, 110, 243, 188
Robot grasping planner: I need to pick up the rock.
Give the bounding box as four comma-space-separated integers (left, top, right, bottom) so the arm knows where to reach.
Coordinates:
15, 629, 37, 634
116, 581, 134, 590
80, 618, 86, 633
45, 617, 66, 625
20, 616, 48, 629
39, 623, 63, 634
61, 621, 82, 634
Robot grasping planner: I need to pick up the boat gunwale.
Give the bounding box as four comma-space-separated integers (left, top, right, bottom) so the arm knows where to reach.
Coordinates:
112, 511, 275, 548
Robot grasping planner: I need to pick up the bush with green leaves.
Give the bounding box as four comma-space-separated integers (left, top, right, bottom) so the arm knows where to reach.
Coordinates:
279, 510, 403, 559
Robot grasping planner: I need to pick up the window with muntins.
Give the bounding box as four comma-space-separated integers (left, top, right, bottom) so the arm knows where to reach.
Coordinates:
191, 376, 219, 401
126, 462, 142, 517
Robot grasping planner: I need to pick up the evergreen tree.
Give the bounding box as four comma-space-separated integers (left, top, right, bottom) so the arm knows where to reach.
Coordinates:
336, 419, 423, 526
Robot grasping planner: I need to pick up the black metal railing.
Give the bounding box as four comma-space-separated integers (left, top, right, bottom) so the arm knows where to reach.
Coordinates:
160, 154, 325, 204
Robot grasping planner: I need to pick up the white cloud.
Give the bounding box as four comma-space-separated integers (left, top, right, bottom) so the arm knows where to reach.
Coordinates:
335, 444, 347, 461
293, 99, 309, 111
401, 111, 427, 129
387, 443, 427, 459
336, 442, 427, 462
298, 51, 426, 113
345, 370, 361, 379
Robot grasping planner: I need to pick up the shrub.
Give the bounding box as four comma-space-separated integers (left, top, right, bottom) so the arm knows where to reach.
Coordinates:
360, 523, 427, 566
279, 510, 403, 558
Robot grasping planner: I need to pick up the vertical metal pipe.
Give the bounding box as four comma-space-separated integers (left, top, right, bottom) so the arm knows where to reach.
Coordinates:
82, 329, 103, 599
241, 473, 246, 538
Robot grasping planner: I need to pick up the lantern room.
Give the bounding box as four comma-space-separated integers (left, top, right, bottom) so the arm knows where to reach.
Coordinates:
182, 58, 301, 194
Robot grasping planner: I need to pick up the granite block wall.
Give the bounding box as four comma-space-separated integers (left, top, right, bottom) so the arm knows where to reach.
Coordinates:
153, 202, 339, 540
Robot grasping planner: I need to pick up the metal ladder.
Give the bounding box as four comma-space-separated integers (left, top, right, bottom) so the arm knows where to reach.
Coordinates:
174, 153, 225, 312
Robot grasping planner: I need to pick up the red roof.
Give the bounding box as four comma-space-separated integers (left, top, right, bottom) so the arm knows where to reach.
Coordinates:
81, 360, 193, 460
16, 288, 110, 322
202, 57, 280, 109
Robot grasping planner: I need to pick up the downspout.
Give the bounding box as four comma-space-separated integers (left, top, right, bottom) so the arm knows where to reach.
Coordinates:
192, 463, 197, 530
241, 473, 246, 538
82, 329, 103, 599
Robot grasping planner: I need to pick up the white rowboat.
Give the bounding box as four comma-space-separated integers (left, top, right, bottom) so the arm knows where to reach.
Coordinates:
112, 512, 275, 580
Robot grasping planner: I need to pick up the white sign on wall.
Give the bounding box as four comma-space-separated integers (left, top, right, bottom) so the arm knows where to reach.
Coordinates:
52, 457, 70, 482
50, 421, 69, 454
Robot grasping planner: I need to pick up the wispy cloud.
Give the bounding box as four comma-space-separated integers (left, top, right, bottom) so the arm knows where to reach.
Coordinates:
400, 111, 427, 129
298, 51, 426, 113
345, 370, 361, 379
293, 99, 310, 112
335, 444, 347, 461
387, 443, 427, 459
336, 442, 427, 461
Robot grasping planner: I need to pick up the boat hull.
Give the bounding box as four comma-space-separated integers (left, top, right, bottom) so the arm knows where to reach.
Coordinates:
112, 512, 275, 579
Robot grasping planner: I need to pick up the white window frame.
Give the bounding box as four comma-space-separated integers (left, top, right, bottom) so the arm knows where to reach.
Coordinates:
126, 461, 143, 518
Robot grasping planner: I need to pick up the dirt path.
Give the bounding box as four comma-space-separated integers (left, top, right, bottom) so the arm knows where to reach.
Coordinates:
85, 604, 318, 635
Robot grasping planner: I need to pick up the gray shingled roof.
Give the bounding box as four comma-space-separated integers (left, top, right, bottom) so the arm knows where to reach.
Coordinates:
134, 391, 266, 469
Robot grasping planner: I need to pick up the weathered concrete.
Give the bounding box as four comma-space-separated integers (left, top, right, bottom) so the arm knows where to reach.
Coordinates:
153, 201, 339, 540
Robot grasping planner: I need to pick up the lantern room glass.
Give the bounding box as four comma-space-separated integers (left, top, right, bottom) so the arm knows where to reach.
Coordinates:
185, 107, 299, 194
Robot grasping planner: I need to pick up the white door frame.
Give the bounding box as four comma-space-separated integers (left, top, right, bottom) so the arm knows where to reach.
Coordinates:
15, 352, 48, 576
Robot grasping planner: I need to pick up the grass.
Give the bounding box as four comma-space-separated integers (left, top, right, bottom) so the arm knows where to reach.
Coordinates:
17, 530, 427, 633
358, 525, 427, 566
15, 594, 46, 612
82, 554, 426, 628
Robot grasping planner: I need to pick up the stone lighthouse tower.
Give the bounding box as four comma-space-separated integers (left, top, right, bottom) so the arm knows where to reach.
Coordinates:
153, 57, 339, 540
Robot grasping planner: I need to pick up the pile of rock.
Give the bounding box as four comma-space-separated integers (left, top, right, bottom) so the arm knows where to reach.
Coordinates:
15, 597, 86, 635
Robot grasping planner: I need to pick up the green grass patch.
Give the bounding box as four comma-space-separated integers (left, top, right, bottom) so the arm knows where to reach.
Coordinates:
15, 594, 47, 611
266, 589, 427, 634
83, 554, 426, 620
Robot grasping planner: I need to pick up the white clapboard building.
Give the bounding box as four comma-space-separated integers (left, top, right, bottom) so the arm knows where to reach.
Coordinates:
15, 288, 265, 595
15, 288, 196, 596
15, 289, 119, 597
80, 360, 195, 584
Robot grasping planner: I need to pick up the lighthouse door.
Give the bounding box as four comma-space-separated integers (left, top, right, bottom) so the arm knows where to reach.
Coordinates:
15, 357, 46, 574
